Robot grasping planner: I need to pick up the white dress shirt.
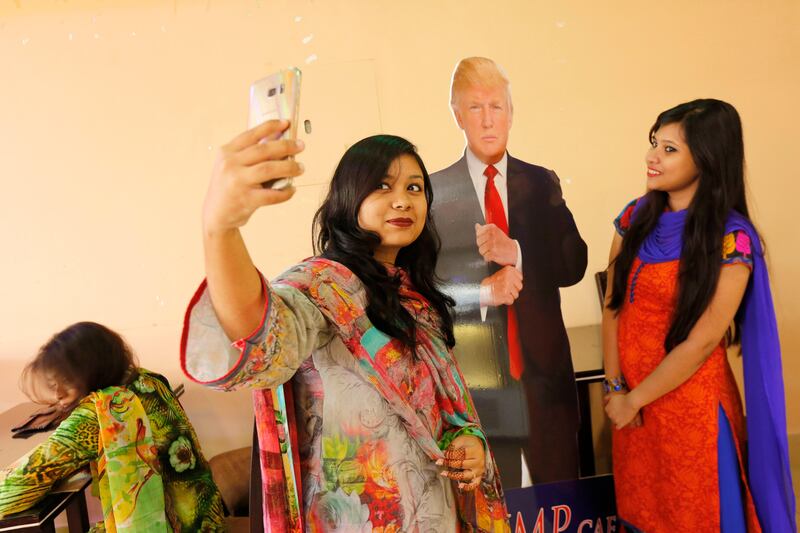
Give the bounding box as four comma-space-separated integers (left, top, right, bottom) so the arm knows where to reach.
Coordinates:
464, 148, 523, 321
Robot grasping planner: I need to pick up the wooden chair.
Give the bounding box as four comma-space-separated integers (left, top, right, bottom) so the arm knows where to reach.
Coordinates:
208, 446, 252, 532
594, 270, 608, 308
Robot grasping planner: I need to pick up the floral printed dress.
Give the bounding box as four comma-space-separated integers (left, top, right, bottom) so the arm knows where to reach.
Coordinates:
0, 369, 225, 532
611, 199, 760, 532
181, 258, 509, 532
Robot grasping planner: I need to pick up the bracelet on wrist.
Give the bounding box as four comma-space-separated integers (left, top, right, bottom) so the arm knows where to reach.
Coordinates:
603, 375, 628, 394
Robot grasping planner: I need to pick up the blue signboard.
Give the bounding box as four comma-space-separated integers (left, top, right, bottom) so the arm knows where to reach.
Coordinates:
505, 475, 617, 532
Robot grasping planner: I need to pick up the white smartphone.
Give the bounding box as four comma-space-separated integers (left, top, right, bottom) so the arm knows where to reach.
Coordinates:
248, 67, 302, 190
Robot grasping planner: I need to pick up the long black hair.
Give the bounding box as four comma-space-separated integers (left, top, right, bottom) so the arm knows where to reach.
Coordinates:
313, 134, 456, 350
608, 99, 753, 350
22, 321, 139, 404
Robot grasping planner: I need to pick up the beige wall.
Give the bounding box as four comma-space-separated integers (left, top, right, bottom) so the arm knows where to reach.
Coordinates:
1, 0, 798, 456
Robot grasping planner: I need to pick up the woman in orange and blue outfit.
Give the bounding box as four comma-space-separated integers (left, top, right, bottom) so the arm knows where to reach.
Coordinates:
602, 99, 795, 532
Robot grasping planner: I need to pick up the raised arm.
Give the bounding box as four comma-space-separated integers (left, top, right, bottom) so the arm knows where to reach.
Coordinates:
184, 121, 335, 390
202, 120, 305, 341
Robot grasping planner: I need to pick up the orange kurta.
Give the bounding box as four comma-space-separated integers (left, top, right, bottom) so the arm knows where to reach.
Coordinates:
613, 258, 760, 532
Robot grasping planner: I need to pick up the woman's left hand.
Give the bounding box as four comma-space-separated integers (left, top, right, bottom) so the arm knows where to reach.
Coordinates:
604, 392, 641, 429
437, 435, 485, 491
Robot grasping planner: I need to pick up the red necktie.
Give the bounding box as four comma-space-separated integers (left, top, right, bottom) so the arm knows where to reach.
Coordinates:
483, 164, 524, 380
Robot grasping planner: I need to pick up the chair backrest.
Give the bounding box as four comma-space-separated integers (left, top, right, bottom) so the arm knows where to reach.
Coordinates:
208, 446, 252, 517
594, 271, 608, 310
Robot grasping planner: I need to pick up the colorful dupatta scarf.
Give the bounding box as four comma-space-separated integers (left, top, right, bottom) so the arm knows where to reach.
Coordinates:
91, 387, 169, 533
632, 203, 797, 532
253, 258, 509, 533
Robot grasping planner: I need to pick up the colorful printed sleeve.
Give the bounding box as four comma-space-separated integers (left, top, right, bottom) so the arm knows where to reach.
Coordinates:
0, 402, 98, 517
613, 198, 639, 237
181, 273, 334, 391
722, 230, 754, 269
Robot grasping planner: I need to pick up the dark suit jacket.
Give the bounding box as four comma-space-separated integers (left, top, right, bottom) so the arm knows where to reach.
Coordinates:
431, 154, 587, 434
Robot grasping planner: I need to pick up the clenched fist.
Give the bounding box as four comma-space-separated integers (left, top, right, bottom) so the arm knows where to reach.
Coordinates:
480, 265, 523, 307
475, 223, 518, 266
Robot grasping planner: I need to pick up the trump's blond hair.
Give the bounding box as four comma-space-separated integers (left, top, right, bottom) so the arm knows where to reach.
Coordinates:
449, 57, 513, 111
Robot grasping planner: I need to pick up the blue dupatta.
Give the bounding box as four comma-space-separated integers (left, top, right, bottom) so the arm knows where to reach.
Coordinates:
633, 203, 796, 532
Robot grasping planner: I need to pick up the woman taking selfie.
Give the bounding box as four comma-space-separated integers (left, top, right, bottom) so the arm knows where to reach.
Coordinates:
181, 121, 509, 532
602, 99, 795, 532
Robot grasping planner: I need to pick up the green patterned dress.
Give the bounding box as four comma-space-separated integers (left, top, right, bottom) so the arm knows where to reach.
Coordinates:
0, 369, 224, 531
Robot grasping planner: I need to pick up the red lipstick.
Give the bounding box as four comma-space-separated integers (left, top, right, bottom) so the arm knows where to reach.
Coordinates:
387, 218, 413, 227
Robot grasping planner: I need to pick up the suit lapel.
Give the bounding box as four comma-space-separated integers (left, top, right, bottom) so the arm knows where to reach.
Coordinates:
457, 154, 486, 225
436, 154, 486, 226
